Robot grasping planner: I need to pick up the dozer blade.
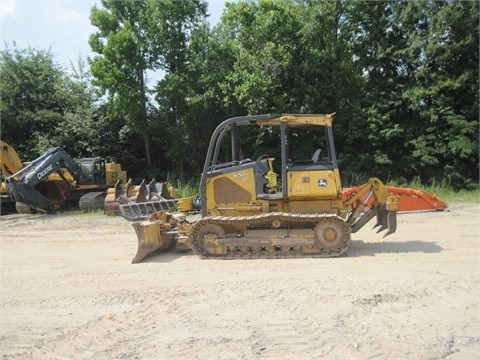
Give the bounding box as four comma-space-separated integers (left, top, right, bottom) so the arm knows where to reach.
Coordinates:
131, 211, 177, 263
120, 199, 178, 221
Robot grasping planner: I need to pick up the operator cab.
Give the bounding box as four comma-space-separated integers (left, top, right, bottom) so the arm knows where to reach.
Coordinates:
200, 114, 342, 216
79, 158, 106, 185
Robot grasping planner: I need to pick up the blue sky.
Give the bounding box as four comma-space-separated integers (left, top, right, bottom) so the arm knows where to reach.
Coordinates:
1, 0, 227, 70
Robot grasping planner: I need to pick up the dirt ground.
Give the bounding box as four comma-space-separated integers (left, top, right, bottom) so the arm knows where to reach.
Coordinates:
0, 203, 479, 359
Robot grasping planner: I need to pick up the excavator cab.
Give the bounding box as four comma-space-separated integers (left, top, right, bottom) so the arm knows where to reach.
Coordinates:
79, 156, 127, 187
79, 158, 106, 186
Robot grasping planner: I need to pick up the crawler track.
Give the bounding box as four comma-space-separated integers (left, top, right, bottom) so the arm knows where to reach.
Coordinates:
189, 212, 351, 258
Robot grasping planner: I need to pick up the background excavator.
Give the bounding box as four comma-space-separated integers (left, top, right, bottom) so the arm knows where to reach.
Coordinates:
5, 146, 129, 213
1, 140, 175, 215
127, 113, 400, 263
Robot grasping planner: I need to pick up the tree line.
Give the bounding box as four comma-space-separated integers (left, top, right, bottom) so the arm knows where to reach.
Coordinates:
1, 0, 478, 189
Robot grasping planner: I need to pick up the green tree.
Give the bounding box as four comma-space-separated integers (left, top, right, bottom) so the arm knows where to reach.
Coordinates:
215, 0, 302, 113
401, 0, 479, 189
347, 0, 478, 187
89, 0, 207, 172
89, 0, 155, 168
55, 56, 110, 157
0, 46, 69, 159
197, 0, 360, 173
345, 1, 411, 181
149, 0, 212, 179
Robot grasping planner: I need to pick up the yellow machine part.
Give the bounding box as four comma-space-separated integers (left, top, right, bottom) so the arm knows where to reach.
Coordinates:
46, 169, 76, 184
131, 218, 175, 263
130, 211, 188, 263
0, 140, 23, 178
177, 197, 194, 212
288, 169, 341, 198
264, 158, 279, 192
105, 161, 127, 186
205, 167, 258, 216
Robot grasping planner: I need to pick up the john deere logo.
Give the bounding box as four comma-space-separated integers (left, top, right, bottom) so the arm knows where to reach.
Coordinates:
37, 164, 53, 180
318, 178, 328, 187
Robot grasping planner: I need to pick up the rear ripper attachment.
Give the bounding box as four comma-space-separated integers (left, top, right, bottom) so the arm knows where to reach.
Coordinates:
344, 178, 399, 238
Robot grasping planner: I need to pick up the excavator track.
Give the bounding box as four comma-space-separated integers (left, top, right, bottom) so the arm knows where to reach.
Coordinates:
78, 191, 106, 211
189, 212, 351, 259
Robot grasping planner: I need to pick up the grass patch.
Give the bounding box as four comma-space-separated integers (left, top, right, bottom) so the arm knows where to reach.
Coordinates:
58, 208, 106, 218
423, 188, 480, 203
171, 179, 199, 198
387, 178, 480, 203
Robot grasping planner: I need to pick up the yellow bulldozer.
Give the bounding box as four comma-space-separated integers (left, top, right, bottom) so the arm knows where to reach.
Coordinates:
127, 113, 399, 263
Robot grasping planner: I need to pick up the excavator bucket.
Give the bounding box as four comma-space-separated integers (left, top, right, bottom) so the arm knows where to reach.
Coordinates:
12, 180, 72, 213
131, 211, 184, 263
104, 179, 135, 215
342, 185, 447, 213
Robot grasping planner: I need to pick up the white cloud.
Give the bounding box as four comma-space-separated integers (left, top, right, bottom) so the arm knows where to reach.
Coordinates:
1, 0, 227, 69
41, 0, 85, 26
1, 0, 17, 19
1, 1, 99, 68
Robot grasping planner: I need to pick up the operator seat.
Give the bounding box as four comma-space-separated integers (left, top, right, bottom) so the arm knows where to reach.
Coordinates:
311, 149, 322, 163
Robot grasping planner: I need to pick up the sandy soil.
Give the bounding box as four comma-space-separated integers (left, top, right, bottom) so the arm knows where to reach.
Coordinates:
0, 203, 479, 359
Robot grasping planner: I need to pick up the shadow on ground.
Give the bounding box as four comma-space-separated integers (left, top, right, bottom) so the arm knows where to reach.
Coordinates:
136, 240, 443, 263
348, 240, 443, 257
139, 248, 193, 263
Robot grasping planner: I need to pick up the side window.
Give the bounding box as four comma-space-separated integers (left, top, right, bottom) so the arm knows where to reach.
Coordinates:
81, 163, 92, 176
80, 161, 94, 183
93, 160, 106, 184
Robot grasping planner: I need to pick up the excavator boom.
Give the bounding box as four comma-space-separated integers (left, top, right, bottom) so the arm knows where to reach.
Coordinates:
6, 147, 80, 213
0, 140, 23, 177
